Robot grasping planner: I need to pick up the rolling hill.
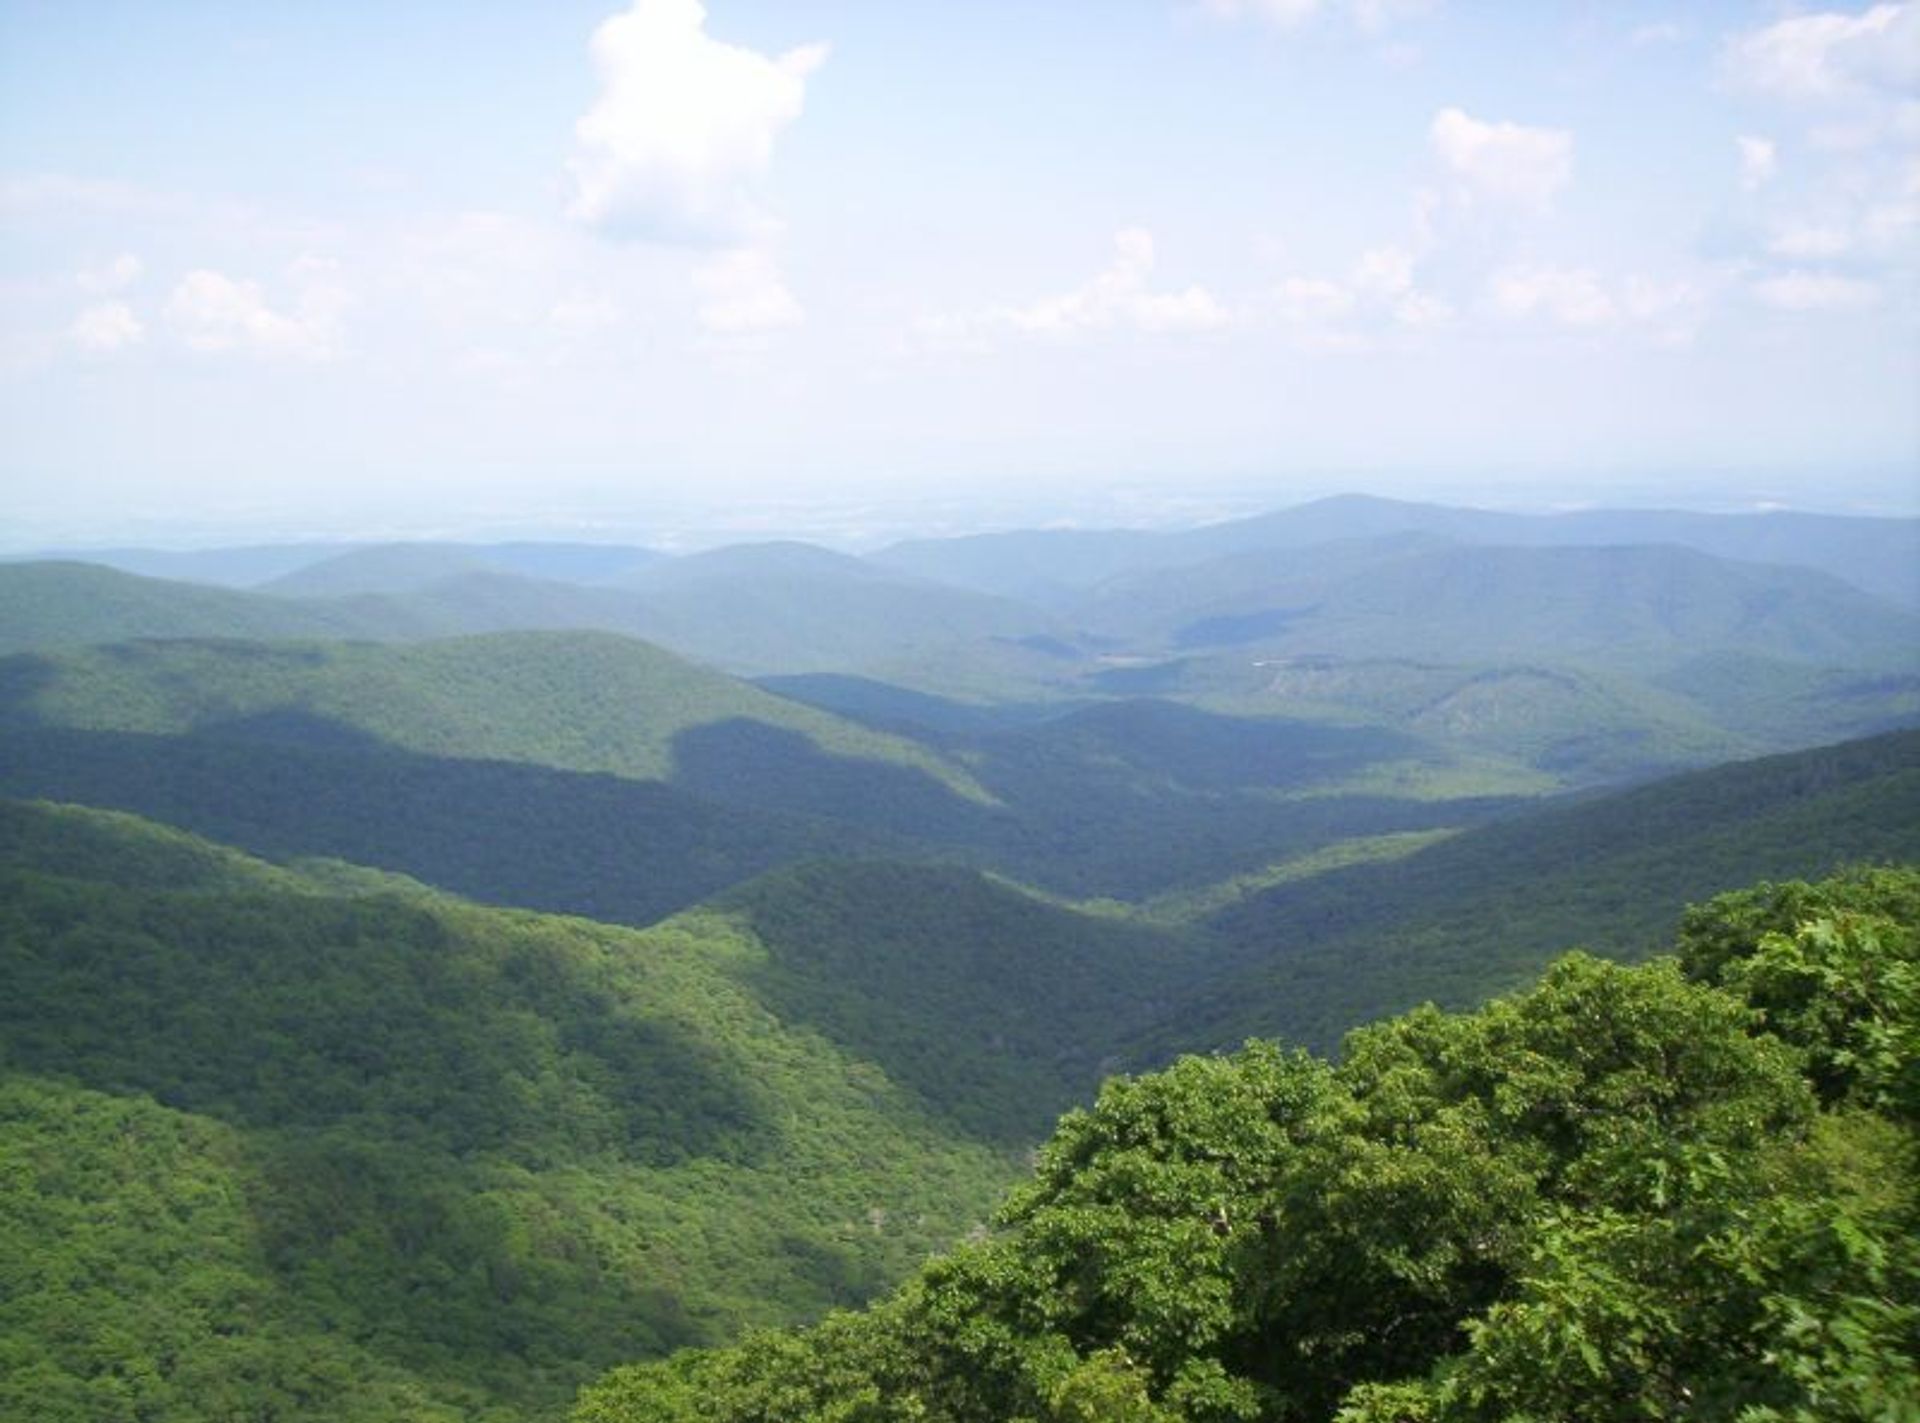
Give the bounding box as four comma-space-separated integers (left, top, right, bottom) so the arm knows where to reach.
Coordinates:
875, 493, 1920, 609
0, 799, 1025, 1420
1161, 726, 1920, 1057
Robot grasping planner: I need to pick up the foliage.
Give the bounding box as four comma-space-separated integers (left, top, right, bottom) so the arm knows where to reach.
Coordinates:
575, 866, 1920, 1423
0, 801, 1017, 1419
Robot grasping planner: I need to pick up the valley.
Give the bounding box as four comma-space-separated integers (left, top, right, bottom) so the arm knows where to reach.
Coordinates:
2, 494, 1916, 1420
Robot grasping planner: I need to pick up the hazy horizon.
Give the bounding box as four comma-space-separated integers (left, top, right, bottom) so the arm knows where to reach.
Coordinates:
5, 1, 1917, 547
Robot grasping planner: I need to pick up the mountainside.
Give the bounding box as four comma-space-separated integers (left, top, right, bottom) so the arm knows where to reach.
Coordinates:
262, 542, 664, 598
875, 493, 1920, 609
573, 864, 1920, 1423
0, 630, 982, 797
0, 561, 408, 653
1174, 727, 1920, 1055
0, 799, 1023, 1421
598, 541, 1067, 675
1077, 539, 1920, 669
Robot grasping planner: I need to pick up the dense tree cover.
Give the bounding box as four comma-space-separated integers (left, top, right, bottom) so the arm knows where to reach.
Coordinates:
720, 861, 1204, 1143
0, 631, 980, 798
1176, 729, 1920, 1055
0, 801, 1018, 1419
575, 866, 1920, 1423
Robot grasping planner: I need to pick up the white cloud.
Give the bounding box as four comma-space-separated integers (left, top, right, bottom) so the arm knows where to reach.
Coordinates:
1430, 106, 1573, 210
1737, 135, 1778, 190
70, 301, 145, 353
1766, 223, 1853, 259
1488, 267, 1704, 342
1271, 276, 1355, 322
919, 230, 1230, 349
1751, 269, 1882, 310
1489, 266, 1616, 326
565, 0, 826, 245
1724, 3, 1920, 101
548, 296, 625, 333
76, 253, 144, 296
693, 247, 803, 334
165, 265, 345, 359
1352, 245, 1415, 300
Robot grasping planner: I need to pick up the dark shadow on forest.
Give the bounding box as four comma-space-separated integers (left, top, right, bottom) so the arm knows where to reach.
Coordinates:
0, 724, 868, 926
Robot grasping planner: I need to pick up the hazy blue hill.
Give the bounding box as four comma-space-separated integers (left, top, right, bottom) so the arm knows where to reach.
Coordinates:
874, 493, 1920, 609
323, 568, 669, 639
1080, 539, 1920, 669
0, 799, 1018, 1419
610, 540, 895, 588
592, 541, 1066, 675
1174, 727, 1920, 1055
0, 561, 418, 653
260, 541, 664, 597
1651, 649, 1920, 746
258, 543, 497, 597
869, 527, 1175, 606
0, 542, 364, 588
461, 540, 662, 584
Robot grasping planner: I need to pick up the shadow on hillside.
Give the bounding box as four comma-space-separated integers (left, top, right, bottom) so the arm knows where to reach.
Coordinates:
755, 672, 1079, 741
725, 860, 1193, 1146
670, 718, 1004, 846
0, 724, 855, 926
0, 653, 57, 727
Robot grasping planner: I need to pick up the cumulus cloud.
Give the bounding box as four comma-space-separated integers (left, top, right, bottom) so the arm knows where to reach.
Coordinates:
1430, 106, 1573, 210
1489, 266, 1616, 326
1488, 266, 1704, 342
1737, 135, 1779, 190
1724, 3, 1920, 101
1751, 269, 1882, 310
1271, 276, 1355, 322
693, 247, 804, 335
565, 0, 826, 244
165, 263, 346, 359
76, 253, 144, 296
70, 301, 145, 353
919, 229, 1230, 349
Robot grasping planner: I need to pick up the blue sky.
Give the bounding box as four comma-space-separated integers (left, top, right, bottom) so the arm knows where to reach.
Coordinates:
2, 1, 1916, 546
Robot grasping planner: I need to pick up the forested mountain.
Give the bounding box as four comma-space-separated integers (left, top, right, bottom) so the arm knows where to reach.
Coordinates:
0, 800, 1018, 1420
1072, 538, 1920, 668
5, 494, 1917, 1422
575, 864, 1920, 1423
262, 542, 662, 595
1174, 726, 1920, 1055
0, 561, 408, 652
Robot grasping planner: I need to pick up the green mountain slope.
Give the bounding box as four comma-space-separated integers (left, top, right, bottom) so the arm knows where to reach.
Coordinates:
0, 800, 1022, 1420
1176, 727, 1920, 1055
575, 866, 1920, 1423
713, 861, 1204, 1143
599, 541, 1067, 676
0, 630, 985, 799
1077, 539, 1920, 670
0, 561, 410, 653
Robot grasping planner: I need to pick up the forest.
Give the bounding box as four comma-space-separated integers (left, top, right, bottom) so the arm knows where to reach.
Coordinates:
2, 497, 1917, 1420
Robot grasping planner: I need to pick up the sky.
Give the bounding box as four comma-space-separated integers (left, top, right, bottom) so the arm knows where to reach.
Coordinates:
2, 0, 1917, 548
